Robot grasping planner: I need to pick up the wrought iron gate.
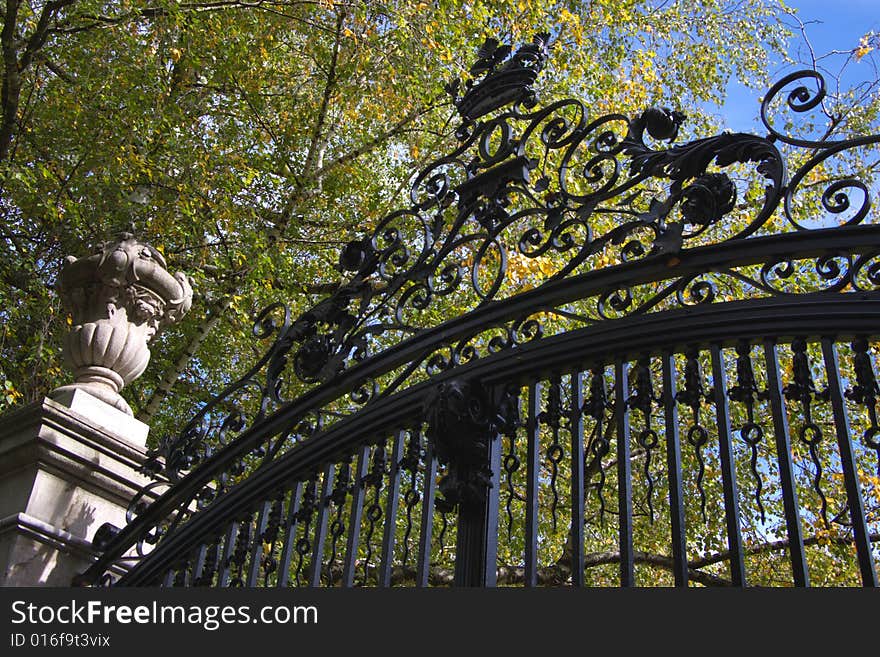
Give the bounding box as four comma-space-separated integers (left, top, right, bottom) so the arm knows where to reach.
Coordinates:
79, 35, 880, 587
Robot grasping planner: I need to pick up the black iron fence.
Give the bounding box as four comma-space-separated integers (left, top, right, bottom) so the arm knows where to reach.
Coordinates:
95, 297, 880, 587
77, 35, 880, 587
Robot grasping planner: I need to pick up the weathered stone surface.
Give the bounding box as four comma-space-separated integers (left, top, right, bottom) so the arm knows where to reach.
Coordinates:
0, 394, 160, 586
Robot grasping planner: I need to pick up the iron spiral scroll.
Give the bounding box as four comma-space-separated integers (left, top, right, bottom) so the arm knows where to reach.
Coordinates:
79, 34, 880, 587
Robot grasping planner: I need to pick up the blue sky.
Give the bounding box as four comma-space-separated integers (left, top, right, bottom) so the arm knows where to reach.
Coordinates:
721, 0, 880, 131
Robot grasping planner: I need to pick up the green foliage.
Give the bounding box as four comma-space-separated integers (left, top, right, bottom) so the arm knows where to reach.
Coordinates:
1, 0, 795, 425
5, 1, 880, 585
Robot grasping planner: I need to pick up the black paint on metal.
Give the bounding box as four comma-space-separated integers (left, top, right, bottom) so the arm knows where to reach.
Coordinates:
763, 340, 809, 587
78, 40, 880, 590
710, 344, 746, 586
615, 360, 634, 587
662, 353, 688, 587
821, 339, 879, 586
570, 372, 585, 587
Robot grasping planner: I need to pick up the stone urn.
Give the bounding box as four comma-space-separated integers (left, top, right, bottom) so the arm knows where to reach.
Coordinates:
50, 233, 193, 415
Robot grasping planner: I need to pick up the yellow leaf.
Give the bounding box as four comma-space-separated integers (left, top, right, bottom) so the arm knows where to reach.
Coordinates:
855, 34, 874, 61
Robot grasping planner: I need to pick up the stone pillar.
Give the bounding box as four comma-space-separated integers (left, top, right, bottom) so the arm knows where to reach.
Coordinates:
0, 392, 155, 585
0, 234, 193, 586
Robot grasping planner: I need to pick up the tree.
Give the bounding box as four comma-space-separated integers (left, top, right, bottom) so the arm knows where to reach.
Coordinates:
1, 0, 790, 435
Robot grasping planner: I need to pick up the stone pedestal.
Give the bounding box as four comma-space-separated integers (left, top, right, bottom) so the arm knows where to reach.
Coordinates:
0, 391, 157, 586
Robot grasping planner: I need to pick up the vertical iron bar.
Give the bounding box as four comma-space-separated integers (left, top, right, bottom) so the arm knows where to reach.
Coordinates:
192, 544, 208, 584
246, 501, 271, 587
484, 421, 503, 587
662, 353, 688, 587
276, 483, 303, 588
570, 371, 585, 587
204, 540, 222, 586
379, 431, 406, 587
763, 339, 809, 587
342, 445, 371, 587
452, 423, 503, 587
524, 381, 541, 587
615, 359, 634, 587
416, 432, 438, 588
308, 464, 336, 587
162, 569, 175, 587
217, 521, 239, 587
821, 338, 878, 586
710, 344, 746, 586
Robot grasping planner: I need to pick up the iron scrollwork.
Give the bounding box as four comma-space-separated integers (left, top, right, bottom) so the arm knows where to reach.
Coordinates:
83, 32, 880, 587
423, 379, 519, 514
142, 33, 880, 486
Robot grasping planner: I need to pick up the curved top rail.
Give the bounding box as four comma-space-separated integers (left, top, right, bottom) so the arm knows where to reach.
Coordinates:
78, 224, 880, 585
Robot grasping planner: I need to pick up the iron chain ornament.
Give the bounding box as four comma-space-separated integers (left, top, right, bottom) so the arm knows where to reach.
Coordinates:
399, 430, 423, 569
293, 476, 318, 586
78, 33, 880, 588
326, 456, 351, 585
676, 349, 710, 522
260, 492, 285, 586
629, 358, 660, 523
540, 375, 564, 532
845, 339, 880, 475
784, 339, 832, 527
726, 342, 768, 524
361, 444, 386, 584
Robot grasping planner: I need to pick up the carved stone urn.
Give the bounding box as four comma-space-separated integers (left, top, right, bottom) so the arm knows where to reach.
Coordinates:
50, 233, 193, 415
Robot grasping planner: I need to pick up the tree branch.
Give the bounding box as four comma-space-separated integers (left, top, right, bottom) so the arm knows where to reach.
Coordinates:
502, 552, 732, 587
298, 9, 344, 190
18, 0, 76, 73
0, 0, 23, 162
136, 295, 235, 423
311, 98, 443, 180
690, 531, 880, 570
1, 0, 76, 162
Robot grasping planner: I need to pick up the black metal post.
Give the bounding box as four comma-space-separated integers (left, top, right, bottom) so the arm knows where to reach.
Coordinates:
379, 431, 406, 587
615, 360, 634, 587
424, 379, 514, 587
570, 371, 585, 587
276, 483, 303, 588
217, 521, 239, 587
308, 464, 336, 587
416, 433, 438, 588
247, 500, 271, 587
525, 381, 541, 587
342, 446, 370, 587
452, 435, 501, 587
821, 339, 878, 586
710, 345, 746, 586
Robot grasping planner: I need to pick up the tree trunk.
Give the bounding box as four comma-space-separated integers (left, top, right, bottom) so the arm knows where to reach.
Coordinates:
136, 295, 233, 423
